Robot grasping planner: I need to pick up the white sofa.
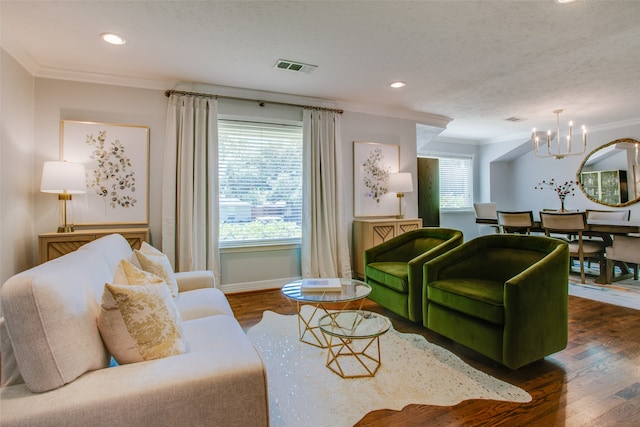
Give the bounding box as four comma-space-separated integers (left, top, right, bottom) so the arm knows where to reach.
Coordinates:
0, 234, 269, 427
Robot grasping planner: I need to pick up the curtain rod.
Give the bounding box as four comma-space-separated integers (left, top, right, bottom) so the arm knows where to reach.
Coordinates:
164, 89, 343, 114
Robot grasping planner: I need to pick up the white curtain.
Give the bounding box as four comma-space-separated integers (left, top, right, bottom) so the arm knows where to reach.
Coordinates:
162, 94, 220, 286
302, 109, 352, 278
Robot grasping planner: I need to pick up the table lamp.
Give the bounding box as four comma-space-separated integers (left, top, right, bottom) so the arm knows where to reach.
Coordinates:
388, 172, 413, 219
40, 161, 87, 232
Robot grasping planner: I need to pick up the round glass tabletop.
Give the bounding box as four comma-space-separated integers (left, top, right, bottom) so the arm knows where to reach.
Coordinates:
318, 310, 391, 339
281, 278, 371, 303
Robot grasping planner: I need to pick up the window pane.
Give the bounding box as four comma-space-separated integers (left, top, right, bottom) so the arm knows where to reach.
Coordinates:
430, 155, 473, 209
218, 119, 303, 245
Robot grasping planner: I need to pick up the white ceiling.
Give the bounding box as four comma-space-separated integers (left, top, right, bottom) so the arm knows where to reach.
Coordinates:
2, 0, 639, 143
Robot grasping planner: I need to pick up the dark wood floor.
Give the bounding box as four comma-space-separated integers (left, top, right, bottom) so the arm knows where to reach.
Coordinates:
227, 278, 640, 427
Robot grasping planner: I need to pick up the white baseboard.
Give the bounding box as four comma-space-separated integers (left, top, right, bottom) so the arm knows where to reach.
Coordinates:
220, 276, 301, 294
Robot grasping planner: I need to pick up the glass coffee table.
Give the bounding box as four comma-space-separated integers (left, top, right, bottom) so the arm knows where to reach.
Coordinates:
281, 278, 372, 348
319, 310, 391, 378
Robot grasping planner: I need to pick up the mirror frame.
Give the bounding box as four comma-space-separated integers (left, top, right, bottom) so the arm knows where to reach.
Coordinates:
576, 138, 640, 207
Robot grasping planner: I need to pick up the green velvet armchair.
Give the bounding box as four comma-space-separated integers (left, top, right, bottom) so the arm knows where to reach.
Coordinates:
364, 228, 463, 322
423, 234, 569, 370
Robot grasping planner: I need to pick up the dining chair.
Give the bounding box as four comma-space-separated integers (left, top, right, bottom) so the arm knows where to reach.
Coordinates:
473, 202, 499, 235
497, 211, 535, 235
583, 209, 631, 265
605, 235, 640, 282
539, 211, 606, 284
586, 209, 631, 221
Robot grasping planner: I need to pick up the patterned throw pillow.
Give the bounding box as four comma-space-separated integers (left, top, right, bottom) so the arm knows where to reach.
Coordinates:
134, 242, 179, 298
97, 282, 185, 364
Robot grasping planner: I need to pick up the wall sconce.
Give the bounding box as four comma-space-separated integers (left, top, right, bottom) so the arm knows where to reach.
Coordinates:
388, 172, 413, 219
40, 161, 86, 232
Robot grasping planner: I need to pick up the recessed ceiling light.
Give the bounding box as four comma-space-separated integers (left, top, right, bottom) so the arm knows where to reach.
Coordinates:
555, 0, 577, 4
100, 33, 126, 45
390, 81, 406, 88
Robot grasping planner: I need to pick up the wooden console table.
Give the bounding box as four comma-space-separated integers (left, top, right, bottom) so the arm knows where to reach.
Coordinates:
38, 228, 150, 264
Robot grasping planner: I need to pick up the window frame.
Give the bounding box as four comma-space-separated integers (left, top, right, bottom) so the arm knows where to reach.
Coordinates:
217, 115, 304, 249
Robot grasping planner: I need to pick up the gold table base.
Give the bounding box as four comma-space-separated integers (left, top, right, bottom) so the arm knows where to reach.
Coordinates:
324, 334, 383, 378
294, 299, 366, 348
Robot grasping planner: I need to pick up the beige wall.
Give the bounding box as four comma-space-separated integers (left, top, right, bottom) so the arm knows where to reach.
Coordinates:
1, 66, 426, 290
1, 49, 35, 284
33, 79, 167, 244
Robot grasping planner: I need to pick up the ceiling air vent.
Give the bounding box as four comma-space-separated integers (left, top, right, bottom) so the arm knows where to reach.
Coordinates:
504, 116, 527, 122
274, 59, 318, 74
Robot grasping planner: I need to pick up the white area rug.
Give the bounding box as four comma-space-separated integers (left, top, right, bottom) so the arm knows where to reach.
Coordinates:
247, 307, 531, 427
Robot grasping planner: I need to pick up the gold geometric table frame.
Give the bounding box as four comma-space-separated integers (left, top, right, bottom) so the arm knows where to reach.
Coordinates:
294, 299, 367, 348
323, 333, 383, 378
318, 310, 391, 378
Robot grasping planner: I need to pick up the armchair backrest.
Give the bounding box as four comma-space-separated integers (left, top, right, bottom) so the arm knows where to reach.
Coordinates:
427, 234, 568, 283
364, 228, 463, 264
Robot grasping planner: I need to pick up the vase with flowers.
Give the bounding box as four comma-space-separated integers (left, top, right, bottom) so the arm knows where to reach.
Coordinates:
534, 178, 578, 212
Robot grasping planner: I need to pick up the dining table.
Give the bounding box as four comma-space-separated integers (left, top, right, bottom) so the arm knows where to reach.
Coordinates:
475, 217, 640, 284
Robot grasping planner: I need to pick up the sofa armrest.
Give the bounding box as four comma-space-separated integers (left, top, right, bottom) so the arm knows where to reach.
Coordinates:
175, 270, 215, 292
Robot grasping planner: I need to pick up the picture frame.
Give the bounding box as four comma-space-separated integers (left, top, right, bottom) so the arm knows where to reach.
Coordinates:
61, 120, 150, 226
353, 141, 399, 217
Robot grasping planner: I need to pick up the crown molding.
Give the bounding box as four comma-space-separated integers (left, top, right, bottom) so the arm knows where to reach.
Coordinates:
338, 100, 452, 129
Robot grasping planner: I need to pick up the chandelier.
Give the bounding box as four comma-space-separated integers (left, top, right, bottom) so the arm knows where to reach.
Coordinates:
532, 109, 586, 159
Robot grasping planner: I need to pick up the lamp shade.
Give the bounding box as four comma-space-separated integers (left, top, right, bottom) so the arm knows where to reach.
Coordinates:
388, 172, 413, 193
40, 161, 87, 194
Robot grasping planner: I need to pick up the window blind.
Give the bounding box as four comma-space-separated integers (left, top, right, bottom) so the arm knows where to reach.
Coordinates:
437, 155, 473, 210
218, 119, 303, 245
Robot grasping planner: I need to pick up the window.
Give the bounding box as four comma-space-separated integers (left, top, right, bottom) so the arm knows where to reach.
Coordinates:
218, 119, 303, 246
430, 155, 473, 210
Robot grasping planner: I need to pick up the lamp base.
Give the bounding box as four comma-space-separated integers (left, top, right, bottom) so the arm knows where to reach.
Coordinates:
396, 193, 405, 220
57, 225, 74, 233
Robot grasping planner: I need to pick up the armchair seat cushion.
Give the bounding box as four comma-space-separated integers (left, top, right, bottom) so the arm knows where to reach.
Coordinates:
428, 279, 505, 325
365, 262, 409, 293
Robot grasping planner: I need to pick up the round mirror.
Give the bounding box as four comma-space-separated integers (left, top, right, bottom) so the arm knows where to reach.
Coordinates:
576, 138, 640, 207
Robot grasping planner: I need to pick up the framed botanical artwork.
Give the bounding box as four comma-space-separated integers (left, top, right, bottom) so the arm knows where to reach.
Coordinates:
353, 141, 399, 217
61, 120, 149, 226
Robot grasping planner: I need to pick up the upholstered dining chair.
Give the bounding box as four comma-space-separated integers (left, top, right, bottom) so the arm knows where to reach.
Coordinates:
583, 209, 631, 265
497, 211, 535, 235
364, 227, 463, 322
423, 234, 569, 370
586, 209, 631, 221
473, 202, 499, 235
605, 235, 640, 283
539, 211, 606, 284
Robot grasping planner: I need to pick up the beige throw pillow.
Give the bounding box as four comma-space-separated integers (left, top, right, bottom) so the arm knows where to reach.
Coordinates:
113, 258, 165, 286
97, 283, 185, 364
135, 242, 179, 298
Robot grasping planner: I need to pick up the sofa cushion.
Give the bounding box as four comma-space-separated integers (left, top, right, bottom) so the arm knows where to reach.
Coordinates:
366, 262, 409, 293
428, 279, 505, 325
135, 242, 179, 298
176, 288, 235, 321
98, 283, 185, 364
